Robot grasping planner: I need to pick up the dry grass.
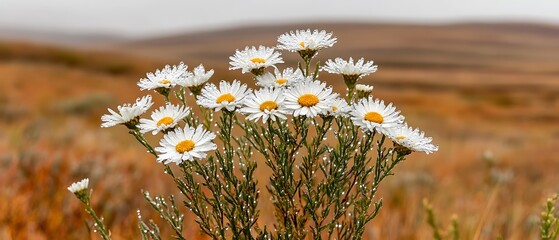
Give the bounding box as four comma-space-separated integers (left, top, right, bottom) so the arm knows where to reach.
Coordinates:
1, 23, 559, 239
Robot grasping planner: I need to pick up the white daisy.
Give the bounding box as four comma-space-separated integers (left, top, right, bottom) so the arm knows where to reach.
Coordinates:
196, 80, 251, 112
355, 84, 374, 93
321, 57, 377, 80
240, 87, 289, 123
101, 95, 153, 128
155, 125, 217, 165
229, 46, 283, 74
255, 67, 303, 88
277, 29, 337, 53
139, 104, 191, 135
284, 80, 338, 118
138, 62, 191, 91
325, 97, 351, 117
385, 124, 439, 154
350, 97, 404, 134
177, 64, 214, 88
67, 178, 89, 193
355, 84, 374, 98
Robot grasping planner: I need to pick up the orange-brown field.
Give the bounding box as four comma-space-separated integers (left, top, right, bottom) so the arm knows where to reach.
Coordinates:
1, 23, 558, 239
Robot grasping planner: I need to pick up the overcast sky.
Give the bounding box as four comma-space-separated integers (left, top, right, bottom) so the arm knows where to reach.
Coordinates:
1, 0, 558, 37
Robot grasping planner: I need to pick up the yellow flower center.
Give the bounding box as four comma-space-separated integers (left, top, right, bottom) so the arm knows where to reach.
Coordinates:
332, 106, 338, 111
176, 140, 195, 153
250, 57, 266, 64
299, 42, 305, 47
275, 79, 287, 85
298, 94, 319, 107
157, 116, 174, 126
364, 112, 384, 124
396, 136, 406, 141
158, 79, 171, 84
259, 100, 278, 111
216, 93, 235, 103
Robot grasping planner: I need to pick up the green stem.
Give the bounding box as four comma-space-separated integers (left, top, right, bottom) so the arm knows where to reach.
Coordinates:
347, 85, 356, 103
129, 129, 157, 157
84, 202, 111, 240
343, 75, 359, 103
197, 96, 212, 130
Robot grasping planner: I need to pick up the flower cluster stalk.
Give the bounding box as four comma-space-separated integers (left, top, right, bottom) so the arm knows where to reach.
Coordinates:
78, 28, 439, 240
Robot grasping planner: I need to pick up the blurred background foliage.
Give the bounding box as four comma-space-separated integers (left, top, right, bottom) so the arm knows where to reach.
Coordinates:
1, 1, 559, 239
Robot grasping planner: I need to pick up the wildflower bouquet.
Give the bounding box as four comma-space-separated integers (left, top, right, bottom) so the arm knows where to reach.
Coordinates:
69, 29, 438, 239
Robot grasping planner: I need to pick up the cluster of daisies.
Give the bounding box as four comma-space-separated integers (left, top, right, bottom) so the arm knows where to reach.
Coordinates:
100, 29, 438, 166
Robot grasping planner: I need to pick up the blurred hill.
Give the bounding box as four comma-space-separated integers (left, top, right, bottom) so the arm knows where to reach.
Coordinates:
0, 27, 127, 47
123, 23, 559, 83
